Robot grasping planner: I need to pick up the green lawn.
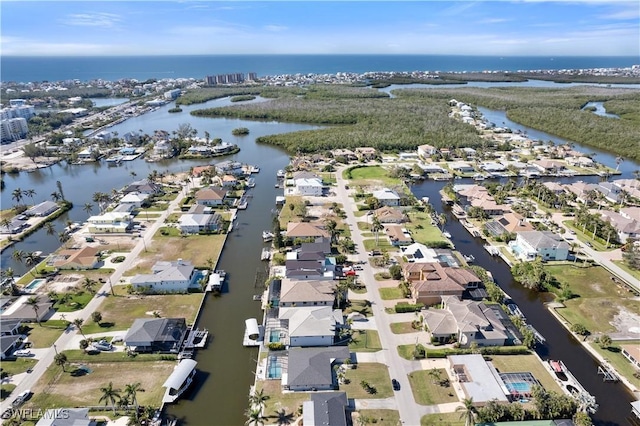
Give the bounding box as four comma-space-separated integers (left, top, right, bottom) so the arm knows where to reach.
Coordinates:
363, 239, 394, 252
344, 300, 374, 317
256, 379, 310, 420
349, 330, 382, 352
546, 264, 640, 334
53, 292, 94, 312
563, 220, 618, 251
357, 410, 401, 426
0, 384, 16, 401
24, 323, 66, 348
405, 212, 449, 245
344, 166, 401, 186
81, 293, 204, 334
588, 341, 640, 389
407, 369, 459, 405
421, 412, 465, 426
613, 260, 640, 282
390, 322, 418, 334
397, 344, 418, 360
0, 358, 38, 376
379, 287, 404, 300
340, 363, 393, 399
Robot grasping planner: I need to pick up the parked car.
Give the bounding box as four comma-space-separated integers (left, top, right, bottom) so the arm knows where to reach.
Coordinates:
92, 340, 113, 351
392, 379, 400, 391
13, 349, 32, 357
585, 241, 593, 248
344, 270, 357, 277
12, 390, 31, 407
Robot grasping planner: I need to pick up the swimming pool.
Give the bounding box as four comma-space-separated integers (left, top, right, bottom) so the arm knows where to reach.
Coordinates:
269, 330, 282, 343
267, 357, 282, 379
24, 278, 46, 292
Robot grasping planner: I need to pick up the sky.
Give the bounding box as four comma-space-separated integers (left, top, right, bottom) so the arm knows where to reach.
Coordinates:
1, 1, 639, 57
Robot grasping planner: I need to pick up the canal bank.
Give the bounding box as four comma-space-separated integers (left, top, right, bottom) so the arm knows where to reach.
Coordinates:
410, 179, 637, 426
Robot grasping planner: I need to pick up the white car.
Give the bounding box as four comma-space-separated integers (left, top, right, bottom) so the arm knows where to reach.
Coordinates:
13, 349, 32, 357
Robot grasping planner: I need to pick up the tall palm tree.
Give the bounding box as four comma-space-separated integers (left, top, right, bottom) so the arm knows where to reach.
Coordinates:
82, 277, 96, 294
54, 352, 68, 372
23, 252, 40, 277
11, 188, 24, 206
83, 203, 94, 215
73, 318, 86, 339
244, 407, 266, 426
51, 191, 62, 202
24, 189, 36, 204
44, 222, 56, 236
456, 398, 477, 426
273, 408, 294, 425
25, 296, 41, 325
11, 249, 25, 266
56, 180, 66, 201
58, 232, 70, 249
99, 382, 122, 414
371, 216, 383, 246
248, 388, 270, 410
124, 382, 144, 409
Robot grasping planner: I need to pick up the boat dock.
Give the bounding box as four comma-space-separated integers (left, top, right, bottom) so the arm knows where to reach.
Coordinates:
484, 244, 500, 256
546, 360, 598, 414
525, 323, 546, 344
261, 248, 271, 261
243, 318, 264, 347
597, 364, 619, 382
206, 270, 226, 292
182, 328, 209, 351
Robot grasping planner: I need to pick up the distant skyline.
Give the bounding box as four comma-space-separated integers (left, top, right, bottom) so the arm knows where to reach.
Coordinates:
1, 1, 639, 57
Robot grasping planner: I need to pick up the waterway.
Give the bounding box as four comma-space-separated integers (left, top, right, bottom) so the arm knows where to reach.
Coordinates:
2, 86, 639, 425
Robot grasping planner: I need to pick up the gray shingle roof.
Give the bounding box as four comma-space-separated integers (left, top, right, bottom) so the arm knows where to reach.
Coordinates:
286, 346, 348, 389
124, 318, 187, 346
307, 392, 348, 426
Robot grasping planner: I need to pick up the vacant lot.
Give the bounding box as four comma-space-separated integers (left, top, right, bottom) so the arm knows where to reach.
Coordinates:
408, 369, 458, 405
27, 360, 175, 409
255, 379, 309, 420
344, 166, 401, 187
81, 293, 203, 334
405, 212, 449, 245
356, 409, 400, 426
349, 330, 382, 352
421, 412, 464, 426
547, 264, 640, 336
340, 363, 393, 399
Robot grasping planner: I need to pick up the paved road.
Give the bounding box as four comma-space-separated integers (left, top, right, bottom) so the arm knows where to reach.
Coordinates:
0, 180, 188, 414
333, 166, 464, 425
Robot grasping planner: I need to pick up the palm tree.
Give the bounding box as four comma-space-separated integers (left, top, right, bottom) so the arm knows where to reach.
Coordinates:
272, 408, 294, 425
456, 398, 477, 426
11, 249, 25, 266
54, 352, 68, 372
371, 216, 383, 246
438, 213, 447, 232
56, 180, 66, 201
73, 318, 86, 339
82, 277, 97, 294
25, 296, 41, 325
24, 189, 36, 204
44, 222, 56, 236
249, 388, 270, 410
58, 232, 71, 249
124, 382, 144, 409
23, 251, 40, 277
99, 382, 122, 415
11, 188, 24, 206
83, 203, 94, 215
51, 191, 62, 202
244, 407, 266, 426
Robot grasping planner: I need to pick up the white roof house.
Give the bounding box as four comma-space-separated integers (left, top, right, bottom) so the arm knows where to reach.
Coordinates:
120, 192, 149, 208
372, 188, 401, 206
178, 213, 221, 234
509, 231, 569, 261
130, 259, 198, 292
279, 306, 344, 347
448, 354, 509, 407
87, 211, 132, 233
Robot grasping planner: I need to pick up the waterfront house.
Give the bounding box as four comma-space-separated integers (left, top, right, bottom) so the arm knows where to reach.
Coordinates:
417, 144, 438, 159
279, 279, 336, 308
403, 262, 481, 306
214, 160, 243, 175
283, 346, 349, 391
130, 259, 199, 293
423, 296, 509, 347
51, 246, 101, 270
354, 147, 378, 161
191, 165, 213, 177
448, 354, 510, 407
449, 161, 475, 173
532, 159, 566, 174
598, 210, 640, 243
123, 179, 163, 195
211, 142, 236, 155
508, 231, 569, 261
331, 149, 357, 161
372, 188, 401, 207
153, 140, 173, 158
25, 200, 59, 217
288, 177, 324, 197
187, 145, 213, 156
286, 222, 330, 242
220, 174, 238, 188
621, 344, 640, 369
374, 206, 407, 224
401, 243, 440, 263
485, 212, 534, 237
383, 225, 413, 246
564, 181, 598, 204
77, 146, 97, 160
87, 212, 132, 233
178, 213, 222, 234
303, 392, 348, 426
285, 259, 334, 280
124, 317, 188, 353
279, 306, 344, 347
0, 217, 28, 234
195, 186, 227, 206
119, 192, 149, 209
595, 182, 622, 204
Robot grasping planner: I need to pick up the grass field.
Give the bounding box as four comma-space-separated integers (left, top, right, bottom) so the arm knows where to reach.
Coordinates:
356, 410, 400, 426
349, 330, 382, 352
26, 360, 175, 409
363, 238, 394, 252
344, 300, 373, 317
255, 379, 309, 419
546, 264, 640, 334
344, 166, 401, 186
489, 354, 562, 393
405, 212, 448, 245
588, 341, 640, 389
24, 323, 66, 348
422, 412, 465, 426
0, 358, 38, 375
407, 369, 458, 405
390, 322, 418, 334
379, 287, 404, 300
563, 220, 618, 251
340, 363, 393, 399
81, 293, 204, 334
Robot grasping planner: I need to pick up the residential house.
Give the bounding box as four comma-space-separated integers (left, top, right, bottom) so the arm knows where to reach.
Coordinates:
566, 156, 595, 168
354, 147, 377, 161
401, 243, 441, 264
485, 212, 534, 237
598, 210, 640, 243
449, 161, 475, 173
621, 344, 640, 369
0, 335, 24, 360
372, 188, 401, 207
423, 296, 510, 347
130, 259, 199, 292
0, 319, 22, 336
448, 354, 510, 407
384, 225, 413, 246
25, 201, 59, 217
285, 259, 334, 281
613, 180, 640, 201
279, 306, 344, 347
403, 262, 481, 305
286, 222, 330, 242
221, 175, 238, 188
178, 213, 222, 234
564, 181, 598, 204
87, 212, 132, 233
119, 192, 149, 209
509, 231, 569, 261
542, 182, 565, 194
36, 408, 93, 426
211, 142, 236, 155
214, 160, 243, 175
0, 217, 28, 234
303, 392, 348, 426
417, 144, 438, 159
284, 346, 349, 391
195, 186, 227, 206
191, 165, 213, 177
279, 279, 336, 308
52, 246, 101, 270
1, 294, 54, 322
532, 159, 565, 174
153, 140, 173, 158
455, 184, 510, 216
124, 317, 188, 353
621, 207, 640, 222
595, 182, 622, 204
123, 179, 163, 195
374, 206, 407, 224
187, 145, 212, 156
286, 176, 324, 196
331, 149, 357, 161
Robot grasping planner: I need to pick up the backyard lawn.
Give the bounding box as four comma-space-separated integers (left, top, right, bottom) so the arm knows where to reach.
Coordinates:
0, 358, 37, 376
407, 369, 458, 405
340, 363, 393, 399
589, 341, 640, 389
546, 264, 640, 335
24, 323, 66, 348
405, 212, 449, 245
489, 354, 562, 393
80, 293, 204, 334
255, 379, 310, 420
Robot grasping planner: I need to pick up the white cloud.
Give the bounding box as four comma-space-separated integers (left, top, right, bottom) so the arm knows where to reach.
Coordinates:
477, 18, 510, 24
61, 12, 123, 29
264, 25, 287, 32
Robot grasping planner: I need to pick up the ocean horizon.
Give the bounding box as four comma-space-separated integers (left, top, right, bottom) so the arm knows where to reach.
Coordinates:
2, 54, 639, 83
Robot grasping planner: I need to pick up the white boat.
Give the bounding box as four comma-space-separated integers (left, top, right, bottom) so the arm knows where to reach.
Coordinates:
442, 231, 452, 238
473, 173, 486, 181
162, 359, 197, 404
105, 155, 123, 165
262, 231, 274, 242
276, 169, 285, 178
463, 254, 475, 263
247, 178, 256, 188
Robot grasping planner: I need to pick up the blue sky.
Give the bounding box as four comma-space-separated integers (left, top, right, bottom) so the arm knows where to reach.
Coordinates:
1, 1, 638, 56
